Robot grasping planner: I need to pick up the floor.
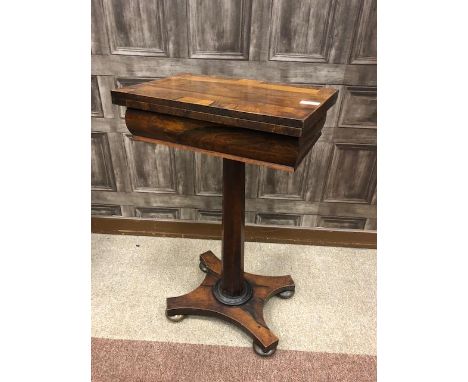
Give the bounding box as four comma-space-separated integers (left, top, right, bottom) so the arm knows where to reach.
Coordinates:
92, 233, 376, 382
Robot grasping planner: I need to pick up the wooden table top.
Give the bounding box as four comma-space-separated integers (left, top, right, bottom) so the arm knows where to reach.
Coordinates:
111, 74, 338, 137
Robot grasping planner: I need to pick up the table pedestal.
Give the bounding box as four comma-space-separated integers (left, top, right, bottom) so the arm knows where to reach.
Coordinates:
165, 159, 295, 356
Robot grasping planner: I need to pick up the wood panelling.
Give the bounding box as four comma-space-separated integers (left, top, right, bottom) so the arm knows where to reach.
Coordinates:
91, 0, 377, 230
269, 0, 337, 62
95, 76, 116, 119
92, 190, 376, 219
91, 133, 116, 191
92, 0, 109, 54
188, 0, 252, 60
92, 55, 376, 86
135, 207, 180, 219
197, 210, 223, 222
365, 217, 376, 230
323, 143, 376, 203
338, 86, 377, 128
91, 204, 122, 216
257, 158, 309, 200
318, 216, 366, 230
103, 0, 168, 56
350, 0, 377, 64
256, 213, 302, 227
124, 136, 177, 193
91, 76, 104, 117
194, 154, 222, 196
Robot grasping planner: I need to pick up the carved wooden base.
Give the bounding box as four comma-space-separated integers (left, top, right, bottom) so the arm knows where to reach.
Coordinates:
166, 251, 295, 355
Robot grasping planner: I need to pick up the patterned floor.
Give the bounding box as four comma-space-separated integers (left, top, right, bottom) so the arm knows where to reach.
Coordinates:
92, 234, 376, 382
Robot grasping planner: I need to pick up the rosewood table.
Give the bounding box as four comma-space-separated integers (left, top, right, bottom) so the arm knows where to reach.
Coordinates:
112, 74, 337, 356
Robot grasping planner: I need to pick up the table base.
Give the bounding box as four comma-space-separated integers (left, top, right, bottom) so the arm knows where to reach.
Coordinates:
166, 251, 295, 356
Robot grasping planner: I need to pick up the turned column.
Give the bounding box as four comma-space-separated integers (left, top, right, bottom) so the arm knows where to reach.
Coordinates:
213, 159, 252, 305
220, 159, 245, 296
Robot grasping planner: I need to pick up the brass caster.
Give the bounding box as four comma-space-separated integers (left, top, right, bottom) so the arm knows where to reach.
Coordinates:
253, 342, 276, 357
166, 311, 186, 322
278, 289, 295, 299
199, 261, 209, 273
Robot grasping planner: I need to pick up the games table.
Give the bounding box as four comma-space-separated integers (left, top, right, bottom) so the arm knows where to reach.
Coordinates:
112, 74, 338, 356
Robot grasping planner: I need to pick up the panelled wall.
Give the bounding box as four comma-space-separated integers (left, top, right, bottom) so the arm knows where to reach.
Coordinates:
91, 0, 377, 230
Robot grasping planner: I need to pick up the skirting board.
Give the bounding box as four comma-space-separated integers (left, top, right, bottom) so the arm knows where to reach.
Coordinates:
92, 217, 376, 249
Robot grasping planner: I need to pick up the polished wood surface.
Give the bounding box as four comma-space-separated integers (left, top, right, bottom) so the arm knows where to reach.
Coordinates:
112, 73, 338, 137
166, 251, 295, 353
125, 108, 324, 171
221, 160, 245, 296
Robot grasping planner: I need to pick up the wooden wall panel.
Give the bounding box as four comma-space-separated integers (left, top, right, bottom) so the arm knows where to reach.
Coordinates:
92, 55, 376, 86
135, 207, 180, 219
318, 216, 366, 230
350, 0, 377, 64
91, 204, 122, 216
91, 133, 116, 191
197, 210, 223, 222
103, 0, 168, 56
124, 137, 177, 193
323, 143, 376, 203
258, 159, 310, 200
338, 86, 377, 128
269, 0, 337, 62
92, 0, 110, 54
91, 76, 104, 117
188, 0, 252, 59
365, 217, 377, 230
194, 154, 222, 196
91, 0, 377, 231
256, 213, 302, 227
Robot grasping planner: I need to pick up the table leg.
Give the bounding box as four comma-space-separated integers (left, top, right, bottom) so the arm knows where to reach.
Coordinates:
213, 160, 253, 305
166, 159, 295, 356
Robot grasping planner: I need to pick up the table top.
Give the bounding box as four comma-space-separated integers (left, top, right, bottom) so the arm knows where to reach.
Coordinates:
111, 74, 338, 137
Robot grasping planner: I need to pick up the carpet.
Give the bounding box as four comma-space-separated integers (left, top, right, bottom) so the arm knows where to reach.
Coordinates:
92, 234, 376, 381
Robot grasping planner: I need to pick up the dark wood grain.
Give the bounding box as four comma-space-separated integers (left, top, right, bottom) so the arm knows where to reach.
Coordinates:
126, 108, 297, 171
220, 160, 245, 296
125, 108, 325, 171
112, 73, 338, 136
166, 251, 295, 352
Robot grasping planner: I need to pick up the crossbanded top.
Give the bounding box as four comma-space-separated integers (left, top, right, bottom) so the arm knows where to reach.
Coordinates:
111, 73, 338, 137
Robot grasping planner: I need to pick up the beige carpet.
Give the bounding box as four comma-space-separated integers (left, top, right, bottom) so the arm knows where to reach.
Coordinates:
92, 233, 376, 381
